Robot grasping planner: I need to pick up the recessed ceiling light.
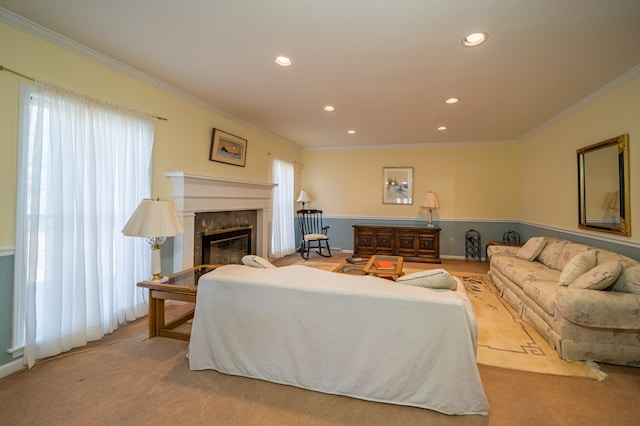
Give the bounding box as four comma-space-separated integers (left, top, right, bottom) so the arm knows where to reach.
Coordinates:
274, 56, 292, 66
445, 97, 459, 104
323, 105, 335, 112
437, 126, 447, 131
347, 130, 356, 134
462, 32, 488, 47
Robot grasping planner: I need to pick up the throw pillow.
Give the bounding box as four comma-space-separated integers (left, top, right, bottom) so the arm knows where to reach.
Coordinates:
516, 237, 547, 261
569, 261, 622, 290
611, 265, 640, 294
558, 251, 597, 285
537, 239, 569, 270
396, 269, 458, 290
241, 255, 276, 268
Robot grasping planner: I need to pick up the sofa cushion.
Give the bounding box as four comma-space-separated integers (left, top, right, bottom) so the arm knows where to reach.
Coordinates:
537, 239, 568, 270
396, 268, 458, 290
611, 265, 640, 294
491, 255, 561, 288
556, 243, 595, 271
595, 249, 626, 266
516, 237, 546, 261
559, 251, 597, 285
522, 280, 560, 316
569, 261, 622, 290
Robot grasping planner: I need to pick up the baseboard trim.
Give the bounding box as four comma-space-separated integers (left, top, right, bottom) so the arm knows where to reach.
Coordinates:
0, 357, 24, 378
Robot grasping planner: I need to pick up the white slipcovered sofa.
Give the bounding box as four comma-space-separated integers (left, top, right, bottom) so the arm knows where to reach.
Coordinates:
488, 237, 640, 366
189, 264, 489, 415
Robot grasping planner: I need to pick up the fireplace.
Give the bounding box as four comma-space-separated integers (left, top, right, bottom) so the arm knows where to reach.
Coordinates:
202, 226, 252, 265
166, 172, 276, 271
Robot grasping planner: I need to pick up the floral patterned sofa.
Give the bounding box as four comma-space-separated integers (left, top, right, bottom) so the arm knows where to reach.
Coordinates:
488, 237, 640, 366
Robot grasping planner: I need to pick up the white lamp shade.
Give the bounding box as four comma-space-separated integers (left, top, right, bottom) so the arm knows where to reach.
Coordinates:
296, 189, 311, 203
122, 198, 184, 238
422, 191, 440, 209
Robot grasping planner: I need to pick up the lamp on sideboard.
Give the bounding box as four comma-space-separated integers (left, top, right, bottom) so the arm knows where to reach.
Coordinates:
296, 189, 311, 209
422, 191, 440, 228
122, 198, 184, 282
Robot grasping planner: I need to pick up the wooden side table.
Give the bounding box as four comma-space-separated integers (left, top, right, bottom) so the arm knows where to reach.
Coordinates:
137, 264, 218, 340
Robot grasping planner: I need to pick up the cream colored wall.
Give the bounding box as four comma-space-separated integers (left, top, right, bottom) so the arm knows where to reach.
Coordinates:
0, 22, 300, 247
519, 75, 640, 243
299, 143, 520, 221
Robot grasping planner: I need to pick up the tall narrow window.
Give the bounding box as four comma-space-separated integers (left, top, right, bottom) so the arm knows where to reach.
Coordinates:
270, 159, 296, 258
13, 83, 154, 367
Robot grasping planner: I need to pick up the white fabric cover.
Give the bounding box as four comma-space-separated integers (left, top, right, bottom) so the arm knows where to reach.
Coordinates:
189, 265, 488, 415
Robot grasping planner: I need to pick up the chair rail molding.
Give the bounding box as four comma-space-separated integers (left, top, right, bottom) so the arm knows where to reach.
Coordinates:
0, 247, 15, 257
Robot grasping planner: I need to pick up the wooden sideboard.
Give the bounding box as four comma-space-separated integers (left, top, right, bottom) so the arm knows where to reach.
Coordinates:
353, 225, 441, 263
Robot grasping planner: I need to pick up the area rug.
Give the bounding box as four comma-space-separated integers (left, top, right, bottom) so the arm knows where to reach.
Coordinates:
453, 272, 606, 381
295, 261, 606, 380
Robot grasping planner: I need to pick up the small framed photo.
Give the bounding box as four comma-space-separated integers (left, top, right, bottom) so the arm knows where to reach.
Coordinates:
209, 129, 247, 167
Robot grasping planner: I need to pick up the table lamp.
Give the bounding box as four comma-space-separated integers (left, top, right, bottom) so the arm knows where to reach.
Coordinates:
422, 191, 440, 228
296, 189, 311, 209
122, 198, 184, 282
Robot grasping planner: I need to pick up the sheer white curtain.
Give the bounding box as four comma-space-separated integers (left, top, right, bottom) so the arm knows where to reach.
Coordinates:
270, 159, 296, 258
14, 82, 154, 368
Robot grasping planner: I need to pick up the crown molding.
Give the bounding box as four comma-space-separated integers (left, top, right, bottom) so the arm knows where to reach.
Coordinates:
519, 63, 640, 142
302, 139, 518, 152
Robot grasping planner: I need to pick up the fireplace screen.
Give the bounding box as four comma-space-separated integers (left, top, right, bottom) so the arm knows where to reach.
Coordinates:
202, 226, 252, 265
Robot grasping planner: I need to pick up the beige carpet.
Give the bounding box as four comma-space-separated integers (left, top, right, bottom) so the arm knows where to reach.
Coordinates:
295, 261, 606, 381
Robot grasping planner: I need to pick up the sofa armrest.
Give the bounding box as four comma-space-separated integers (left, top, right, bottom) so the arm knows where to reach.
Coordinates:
487, 245, 519, 260
556, 288, 640, 329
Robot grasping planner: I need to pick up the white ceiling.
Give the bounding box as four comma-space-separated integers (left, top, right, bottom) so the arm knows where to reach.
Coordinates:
2, 0, 640, 149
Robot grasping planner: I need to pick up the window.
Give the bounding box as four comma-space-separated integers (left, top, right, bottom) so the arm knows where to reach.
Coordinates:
13, 83, 154, 367
270, 159, 296, 258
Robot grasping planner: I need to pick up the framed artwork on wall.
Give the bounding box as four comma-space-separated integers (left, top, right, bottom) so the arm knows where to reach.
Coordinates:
209, 128, 247, 167
382, 167, 413, 204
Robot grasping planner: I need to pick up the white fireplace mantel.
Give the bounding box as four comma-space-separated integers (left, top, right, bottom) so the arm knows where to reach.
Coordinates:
166, 172, 277, 271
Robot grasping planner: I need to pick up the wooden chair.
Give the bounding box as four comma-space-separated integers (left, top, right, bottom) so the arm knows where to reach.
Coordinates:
297, 209, 332, 260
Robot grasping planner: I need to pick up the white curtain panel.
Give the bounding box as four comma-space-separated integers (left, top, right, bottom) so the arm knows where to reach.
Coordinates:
270, 159, 296, 258
14, 82, 154, 368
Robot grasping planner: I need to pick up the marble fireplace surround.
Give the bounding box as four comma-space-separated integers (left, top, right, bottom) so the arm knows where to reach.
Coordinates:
166, 172, 276, 271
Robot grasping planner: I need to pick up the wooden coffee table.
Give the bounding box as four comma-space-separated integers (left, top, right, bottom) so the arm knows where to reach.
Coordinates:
332, 261, 367, 275
363, 255, 404, 279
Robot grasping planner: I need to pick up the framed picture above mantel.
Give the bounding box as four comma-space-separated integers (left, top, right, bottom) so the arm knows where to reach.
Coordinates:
209, 128, 247, 167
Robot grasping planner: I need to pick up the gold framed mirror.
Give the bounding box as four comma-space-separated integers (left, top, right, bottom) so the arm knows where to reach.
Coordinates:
577, 134, 630, 236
